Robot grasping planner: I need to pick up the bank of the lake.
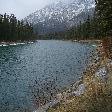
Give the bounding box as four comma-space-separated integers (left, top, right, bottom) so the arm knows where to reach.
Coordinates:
47, 41, 112, 112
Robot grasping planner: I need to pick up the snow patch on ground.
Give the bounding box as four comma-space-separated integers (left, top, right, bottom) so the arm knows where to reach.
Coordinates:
95, 67, 108, 82
0, 42, 34, 47
72, 84, 85, 96
96, 67, 107, 77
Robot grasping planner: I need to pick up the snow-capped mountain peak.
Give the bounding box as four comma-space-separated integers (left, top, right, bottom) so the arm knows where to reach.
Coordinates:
25, 0, 95, 34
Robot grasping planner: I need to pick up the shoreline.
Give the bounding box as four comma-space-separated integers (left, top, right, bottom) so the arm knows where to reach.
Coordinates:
33, 40, 102, 112
46, 40, 112, 112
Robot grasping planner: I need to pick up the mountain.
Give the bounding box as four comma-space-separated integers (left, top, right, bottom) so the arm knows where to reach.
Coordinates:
24, 0, 95, 34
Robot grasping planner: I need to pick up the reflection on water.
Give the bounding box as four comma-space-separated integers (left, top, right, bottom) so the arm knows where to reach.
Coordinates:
0, 40, 95, 112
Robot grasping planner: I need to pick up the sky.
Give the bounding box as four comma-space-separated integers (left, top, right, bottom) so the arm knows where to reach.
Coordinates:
0, 0, 60, 19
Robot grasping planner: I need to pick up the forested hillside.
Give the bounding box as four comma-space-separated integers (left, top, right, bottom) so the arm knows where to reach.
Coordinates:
0, 13, 36, 42
39, 0, 112, 40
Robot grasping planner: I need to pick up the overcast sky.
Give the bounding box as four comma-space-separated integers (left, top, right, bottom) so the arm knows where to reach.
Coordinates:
0, 0, 60, 19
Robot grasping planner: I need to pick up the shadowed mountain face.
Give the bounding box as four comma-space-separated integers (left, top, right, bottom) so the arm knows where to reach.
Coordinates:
24, 0, 95, 34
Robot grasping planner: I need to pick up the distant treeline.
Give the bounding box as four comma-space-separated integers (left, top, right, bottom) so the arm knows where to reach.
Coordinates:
0, 13, 36, 42
40, 0, 112, 40
39, 16, 98, 40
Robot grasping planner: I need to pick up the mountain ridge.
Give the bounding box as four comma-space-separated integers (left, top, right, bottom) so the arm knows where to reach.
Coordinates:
24, 0, 95, 34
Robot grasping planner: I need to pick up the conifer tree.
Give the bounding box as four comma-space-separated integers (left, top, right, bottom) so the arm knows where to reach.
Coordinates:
0, 13, 36, 42
95, 0, 112, 36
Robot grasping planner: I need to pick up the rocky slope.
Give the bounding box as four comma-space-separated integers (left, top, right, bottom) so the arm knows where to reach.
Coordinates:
25, 0, 95, 34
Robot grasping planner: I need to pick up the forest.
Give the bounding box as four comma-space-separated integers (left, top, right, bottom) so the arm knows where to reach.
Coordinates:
0, 13, 36, 42
0, 0, 112, 41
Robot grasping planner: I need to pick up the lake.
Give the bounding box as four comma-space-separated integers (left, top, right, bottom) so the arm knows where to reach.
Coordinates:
0, 40, 95, 112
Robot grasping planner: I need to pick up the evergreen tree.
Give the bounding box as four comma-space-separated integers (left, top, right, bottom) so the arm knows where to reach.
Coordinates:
0, 14, 3, 39
0, 13, 36, 42
95, 0, 112, 36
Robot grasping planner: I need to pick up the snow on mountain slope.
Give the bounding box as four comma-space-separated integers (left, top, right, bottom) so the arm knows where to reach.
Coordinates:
25, 0, 95, 34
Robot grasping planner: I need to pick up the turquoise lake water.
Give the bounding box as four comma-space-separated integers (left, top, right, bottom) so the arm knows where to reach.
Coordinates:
0, 40, 95, 112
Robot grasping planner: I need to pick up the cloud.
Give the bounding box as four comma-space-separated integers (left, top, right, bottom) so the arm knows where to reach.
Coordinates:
0, 0, 60, 19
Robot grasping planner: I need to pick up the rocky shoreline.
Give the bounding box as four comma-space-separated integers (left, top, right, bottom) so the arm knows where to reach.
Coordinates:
33, 40, 109, 112
46, 40, 112, 112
